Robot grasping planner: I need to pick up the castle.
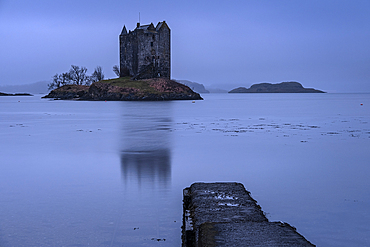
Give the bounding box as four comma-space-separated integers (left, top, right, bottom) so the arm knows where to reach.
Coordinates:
119, 21, 170, 79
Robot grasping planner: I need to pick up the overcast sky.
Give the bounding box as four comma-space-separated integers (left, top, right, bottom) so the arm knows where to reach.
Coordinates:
1, 0, 369, 92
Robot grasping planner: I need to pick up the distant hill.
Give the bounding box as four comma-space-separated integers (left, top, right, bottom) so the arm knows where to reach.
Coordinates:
175, 80, 210, 93
229, 82, 325, 93
206, 87, 228, 93
0, 81, 49, 94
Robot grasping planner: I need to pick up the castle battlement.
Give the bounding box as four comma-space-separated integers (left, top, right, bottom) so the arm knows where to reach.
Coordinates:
119, 21, 170, 79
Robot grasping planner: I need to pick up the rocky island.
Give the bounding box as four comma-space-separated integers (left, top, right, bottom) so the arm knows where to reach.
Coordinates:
43, 77, 203, 101
229, 81, 325, 93
0, 92, 33, 96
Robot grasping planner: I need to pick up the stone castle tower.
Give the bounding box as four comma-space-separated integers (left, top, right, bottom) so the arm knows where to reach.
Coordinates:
119, 21, 170, 79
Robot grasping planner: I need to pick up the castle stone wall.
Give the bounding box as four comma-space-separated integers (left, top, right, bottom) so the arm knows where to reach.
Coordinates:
119, 21, 170, 79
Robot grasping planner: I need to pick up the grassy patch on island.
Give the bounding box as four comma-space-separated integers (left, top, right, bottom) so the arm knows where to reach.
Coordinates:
99, 77, 158, 93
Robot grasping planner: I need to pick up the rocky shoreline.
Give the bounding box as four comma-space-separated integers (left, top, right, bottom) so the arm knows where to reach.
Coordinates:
43, 77, 203, 101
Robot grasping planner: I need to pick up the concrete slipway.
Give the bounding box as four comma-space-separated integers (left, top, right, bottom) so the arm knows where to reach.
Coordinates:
182, 182, 315, 247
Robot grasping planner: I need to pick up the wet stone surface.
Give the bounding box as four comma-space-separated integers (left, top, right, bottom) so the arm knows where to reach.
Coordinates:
182, 182, 315, 247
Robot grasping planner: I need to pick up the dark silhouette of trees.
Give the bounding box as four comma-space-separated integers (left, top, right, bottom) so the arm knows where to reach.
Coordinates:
69, 65, 89, 85
91, 66, 104, 83
48, 65, 105, 90
113, 65, 120, 77
60, 72, 71, 86
49, 74, 61, 90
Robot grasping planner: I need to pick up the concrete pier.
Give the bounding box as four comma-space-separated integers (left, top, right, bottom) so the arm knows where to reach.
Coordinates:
182, 182, 315, 246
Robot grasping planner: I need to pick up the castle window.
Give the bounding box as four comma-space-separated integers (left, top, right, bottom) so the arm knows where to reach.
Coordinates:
152, 35, 155, 41
151, 42, 153, 47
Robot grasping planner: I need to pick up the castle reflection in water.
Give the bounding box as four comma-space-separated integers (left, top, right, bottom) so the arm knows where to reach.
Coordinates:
120, 102, 173, 187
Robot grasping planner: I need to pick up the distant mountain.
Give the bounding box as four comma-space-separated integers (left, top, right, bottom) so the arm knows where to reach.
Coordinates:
175, 80, 210, 93
206, 87, 228, 93
229, 82, 325, 93
0, 81, 49, 94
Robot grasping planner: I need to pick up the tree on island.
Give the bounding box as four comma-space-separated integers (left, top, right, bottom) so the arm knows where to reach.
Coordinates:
69, 65, 89, 85
48, 65, 105, 90
113, 65, 120, 77
90, 66, 104, 83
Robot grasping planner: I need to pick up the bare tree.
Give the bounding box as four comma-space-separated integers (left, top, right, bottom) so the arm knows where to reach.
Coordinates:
47, 82, 55, 91
91, 66, 105, 83
60, 72, 71, 86
48, 74, 60, 90
69, 65, 89, 85
113, 65, 120, 77
50, 65, 105, 90
48, 72, 73, 90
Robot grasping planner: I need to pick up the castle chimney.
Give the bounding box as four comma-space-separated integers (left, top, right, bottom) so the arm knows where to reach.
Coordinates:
137, 23, 140, 28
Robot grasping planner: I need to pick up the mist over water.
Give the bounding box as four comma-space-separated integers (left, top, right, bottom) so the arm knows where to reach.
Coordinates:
0, 93, 369, 246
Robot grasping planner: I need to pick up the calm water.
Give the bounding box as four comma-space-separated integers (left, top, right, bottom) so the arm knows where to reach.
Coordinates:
0, 93, 369, 246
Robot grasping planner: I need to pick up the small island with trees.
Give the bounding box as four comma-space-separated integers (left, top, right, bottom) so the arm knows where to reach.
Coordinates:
43, 65, 202, 101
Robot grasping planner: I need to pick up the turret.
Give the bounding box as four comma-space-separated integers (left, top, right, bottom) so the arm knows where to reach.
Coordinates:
120, 26, 127, 35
